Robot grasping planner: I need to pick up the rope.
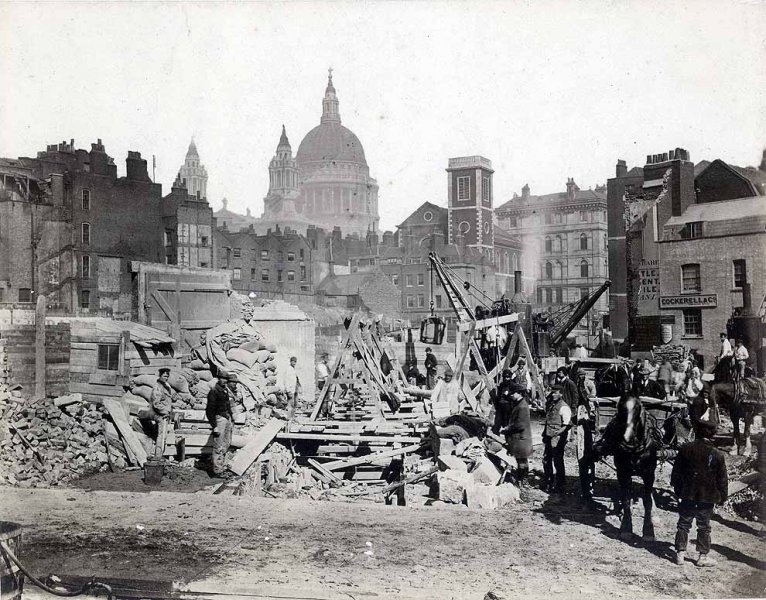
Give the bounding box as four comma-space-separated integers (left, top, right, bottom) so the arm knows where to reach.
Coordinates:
0, 541, 114, 599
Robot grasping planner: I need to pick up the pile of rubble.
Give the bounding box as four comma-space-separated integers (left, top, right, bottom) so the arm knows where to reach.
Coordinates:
0, 387, 114, 487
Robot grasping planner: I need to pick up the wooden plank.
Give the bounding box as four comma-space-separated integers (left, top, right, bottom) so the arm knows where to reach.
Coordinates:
174, 433, 249, 448
307, 458, 342, 484
277, 432, 421, 444
102, 398, 148, 467
323, 442, 425, 471
229, 418, 285, 476
458, 312, 519, 332
175, 409, 246, 425
69, 383, 125, 397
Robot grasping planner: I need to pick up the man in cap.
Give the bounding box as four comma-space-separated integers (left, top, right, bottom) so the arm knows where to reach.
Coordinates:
205, 372, 237, 478
734, 339, 750, 380
424, 347, 438, 390
632, 364, 666, 400
671, 419, 728, 567
430, 369, 460, 420
542, 385, 572, 493
495, 372, 533, 486
555, 366, 578, 412
150, 368, 174, 419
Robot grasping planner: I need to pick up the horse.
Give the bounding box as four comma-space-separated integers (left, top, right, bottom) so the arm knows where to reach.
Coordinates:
593, 394, 667, 542
710, 374, 766, 456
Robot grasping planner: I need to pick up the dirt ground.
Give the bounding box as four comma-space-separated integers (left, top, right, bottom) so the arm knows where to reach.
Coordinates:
5, 438, 765, 600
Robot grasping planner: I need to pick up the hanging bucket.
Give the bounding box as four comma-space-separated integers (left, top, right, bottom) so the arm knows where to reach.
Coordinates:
0, 522, 24, 600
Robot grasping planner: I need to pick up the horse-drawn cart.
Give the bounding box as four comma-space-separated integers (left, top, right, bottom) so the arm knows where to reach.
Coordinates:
593, 396, 687, 433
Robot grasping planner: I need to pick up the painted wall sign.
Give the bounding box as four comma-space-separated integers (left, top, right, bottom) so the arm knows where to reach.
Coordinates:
660, 294, 718, 308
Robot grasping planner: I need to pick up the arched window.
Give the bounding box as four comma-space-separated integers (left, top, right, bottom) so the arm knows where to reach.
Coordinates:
555, 261, 563, 279
545, 237, 552, 253
580, 233, 588, 250
545, 261, 553, 279
512, 253, 518, 272
554, 235, 562, 253
580, 259, 589, 278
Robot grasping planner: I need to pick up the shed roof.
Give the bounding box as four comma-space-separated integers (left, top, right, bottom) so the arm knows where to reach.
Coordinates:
664, 196, 766, 227
60, 318, 175, 346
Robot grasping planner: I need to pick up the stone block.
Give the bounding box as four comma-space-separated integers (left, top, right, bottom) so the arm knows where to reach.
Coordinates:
465, 483, 498, 509
437, 438, 455, 456
495, 483, 520, 507
437, 455, 468, 472
436, 470, 473, 504
471, 456, 502, 485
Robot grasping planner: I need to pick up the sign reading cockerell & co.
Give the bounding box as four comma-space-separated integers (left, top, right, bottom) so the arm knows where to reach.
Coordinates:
659, 294, 718, 308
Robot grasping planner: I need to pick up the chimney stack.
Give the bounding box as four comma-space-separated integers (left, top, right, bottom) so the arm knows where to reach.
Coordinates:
514, 271, 522, 294
616, 159, 627, 178
521, 184, 530, 200
126, 151, 150, 181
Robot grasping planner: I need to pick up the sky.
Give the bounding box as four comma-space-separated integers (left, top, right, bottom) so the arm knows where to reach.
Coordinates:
1, 1, 764, 231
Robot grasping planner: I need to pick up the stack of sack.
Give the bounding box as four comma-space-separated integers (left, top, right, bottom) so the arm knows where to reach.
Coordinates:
125, 370, 201, 411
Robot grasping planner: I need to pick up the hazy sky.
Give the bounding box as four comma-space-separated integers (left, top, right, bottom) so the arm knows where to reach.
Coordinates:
1, 1, 764, 231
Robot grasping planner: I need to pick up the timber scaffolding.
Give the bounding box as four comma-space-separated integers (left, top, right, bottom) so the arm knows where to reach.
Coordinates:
210, 313, 434, 499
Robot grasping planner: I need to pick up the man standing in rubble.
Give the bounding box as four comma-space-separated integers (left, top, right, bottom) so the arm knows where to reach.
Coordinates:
575, 371, 597, 501
542, 385, 572, 493
282, 356, 300, 418
424, 347, 438, 390
150, 368, 174, 419
206, 372, 237, 478
316, 354, 329, 391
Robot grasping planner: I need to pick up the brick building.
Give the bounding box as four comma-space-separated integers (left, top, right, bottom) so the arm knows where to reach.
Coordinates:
496, 179, 609, 340
0, 139, 216, 317
658, 196, 766, 366
607, 147, 766, 349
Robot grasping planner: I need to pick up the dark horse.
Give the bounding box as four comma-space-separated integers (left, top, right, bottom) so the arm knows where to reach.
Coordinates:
593, 394, 668, 541
710, 375, 766, 456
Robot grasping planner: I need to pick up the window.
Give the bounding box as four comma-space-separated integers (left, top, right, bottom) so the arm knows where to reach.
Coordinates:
482, 177, 491, 202
81, 189, 90, 210
580, 233, 588, 250
251, 268, 256, 279
435, 294, 442, 308
392, 274, 399, 286
278, 251, 284, 262
287, 270, 295, 282
80, 290, 90, 309
545, 213, 552, 225
18, 288, 32, 303
418, 294, 425, 308
287, 252, 295, 262
410, 257, 422, 265
178, 223, 189, 244
417, 273, 425, 286
683, 309, 702, 337
97, 344, 119, 371
537, 287, 543, 304
299, 249, 305, 261
200, 236, 208, 247
82, 255, 91, 279
423, 210, 433, 222
164, 230, 173, 247
261, 269, 270, 282
545, 261, 553, 279
682, 221, 703, 239
580, 259, 589, 278
457, 176, 470, 200
277, 270, 283, 282
406, 274, 414, 287
733, 260, 747, 288
406, 295, 415, 308
545, 237, 552, 253
580, 210, 588, 222
554, 287, 563, 304
300, 265, 307, 280
509, 216, 517, 228
232, 268, 241, 280
233, 248, 241, 258
81, 223, 90, 245
681, 264, 701, 293
580, 287, 590, 299
261, 250, 269, 260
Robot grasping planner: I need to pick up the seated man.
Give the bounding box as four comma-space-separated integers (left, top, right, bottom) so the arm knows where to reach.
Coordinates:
138, 367, 175, 456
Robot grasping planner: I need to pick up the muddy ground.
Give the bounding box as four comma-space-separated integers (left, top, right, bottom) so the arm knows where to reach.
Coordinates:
5, 436, 765, 600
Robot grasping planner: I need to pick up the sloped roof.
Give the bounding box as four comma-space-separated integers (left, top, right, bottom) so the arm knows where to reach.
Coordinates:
61, 318, 175, 346
318, 271, 381, 296
496, 187, 606, 211
695, 159, 766, 195
397, 201, 447, 228
664, 196, 766, 227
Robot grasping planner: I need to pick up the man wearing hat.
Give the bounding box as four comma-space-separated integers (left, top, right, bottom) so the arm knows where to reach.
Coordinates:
632, 364, 666, 400
671, 419, 728, 567
150, 368, 174, 419
424, 347, 438, 390
554, 366, 578, 412
205, 372, 237, 477
495, 371, 533, 485
542, 385, 572, 493
575, 371, 597, 501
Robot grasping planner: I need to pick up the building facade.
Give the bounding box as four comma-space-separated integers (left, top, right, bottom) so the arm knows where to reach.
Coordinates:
495, 179, 609, 340
658, 196, 766, 366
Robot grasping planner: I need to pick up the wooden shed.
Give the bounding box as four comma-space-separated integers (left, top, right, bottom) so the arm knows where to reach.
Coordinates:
66, 318, 179, 403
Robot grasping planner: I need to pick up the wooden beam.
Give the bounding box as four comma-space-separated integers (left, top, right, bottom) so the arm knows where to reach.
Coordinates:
229, 418, 285, 476
323, 442, 424, 471
307, 458, 342, 484
276, 432, 421, 444
103, 399, 148, 467
458, 312, 519, 332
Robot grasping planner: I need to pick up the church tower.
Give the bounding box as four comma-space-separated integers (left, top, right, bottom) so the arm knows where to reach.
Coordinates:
268, 125, 298, 196
178, 138, 208, 199
446, 155, 494, 250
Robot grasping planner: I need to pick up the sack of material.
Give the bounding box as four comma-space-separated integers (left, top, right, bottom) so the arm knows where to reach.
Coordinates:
226, 348, 258, 369
131, 384, 154, 402
132, 374, 157, 388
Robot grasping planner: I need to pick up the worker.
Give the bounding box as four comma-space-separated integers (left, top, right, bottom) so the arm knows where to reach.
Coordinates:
430, 369, 460, 420
658, 359, 673, 397
512, 358, 533, 394
149, 368, 174, 420
575, 371, 597, 501
542, 385, 572, 493
282, 356, 300, 418
424, 347, 438, 390
632, 365, 666, 400
495, 374, 532, 486
572, 343, 588, 360
671, 419, 728, 567
554, 366, 578, 411
316, 354, 329, 391
719, 333, 734, 361
734, 340, 750, 379
206, 372, 237, 478
684, 367, 704, 403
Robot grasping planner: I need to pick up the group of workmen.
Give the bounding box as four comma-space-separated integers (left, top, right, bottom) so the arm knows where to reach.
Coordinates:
422, 347, 743, 568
